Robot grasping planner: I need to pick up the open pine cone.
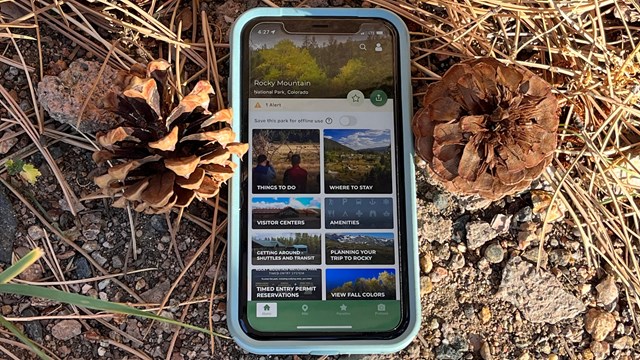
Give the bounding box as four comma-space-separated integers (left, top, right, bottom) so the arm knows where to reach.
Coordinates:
413, 57, 559, 200
93, 60, 247, 214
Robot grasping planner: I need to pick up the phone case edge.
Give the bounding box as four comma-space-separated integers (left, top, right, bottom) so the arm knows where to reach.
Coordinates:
227, 7, 420, 355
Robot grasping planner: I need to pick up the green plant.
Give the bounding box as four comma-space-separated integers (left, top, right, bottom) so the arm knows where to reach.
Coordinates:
5, 159, 42, 185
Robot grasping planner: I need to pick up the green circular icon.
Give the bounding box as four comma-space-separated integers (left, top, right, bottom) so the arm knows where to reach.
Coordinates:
370, 90, 388, 106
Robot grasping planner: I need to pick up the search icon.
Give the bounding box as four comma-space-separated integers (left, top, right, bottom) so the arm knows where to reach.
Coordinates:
359, 43, 367, 50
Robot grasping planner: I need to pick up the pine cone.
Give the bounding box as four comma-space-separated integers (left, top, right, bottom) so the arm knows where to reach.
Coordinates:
93, 60, 247, 214
413, 57, 559, 200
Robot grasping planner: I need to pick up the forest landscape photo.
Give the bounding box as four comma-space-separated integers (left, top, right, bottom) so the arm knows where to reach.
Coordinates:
249, 33, 394, 98
324, 129, 392, 193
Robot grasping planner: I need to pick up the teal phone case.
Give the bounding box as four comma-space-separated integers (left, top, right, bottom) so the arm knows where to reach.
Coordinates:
227, 7, 420, 355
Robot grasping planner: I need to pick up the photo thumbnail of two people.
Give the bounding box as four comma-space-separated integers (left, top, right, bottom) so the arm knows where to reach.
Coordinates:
253, 153, 309, 192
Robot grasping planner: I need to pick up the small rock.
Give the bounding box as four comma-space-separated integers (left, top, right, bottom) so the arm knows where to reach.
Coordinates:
497, 257, 585, 324
421, 216, 453, 244
0, 190, 17, 264
112, 255, 124, 269
135, 278, 147, 291
51, 320, 82, 340
579, 283, 592, 296
521, 248, 549, 269
595, 276, 618, 306
98, 279, 110, 290
484, 243, 504, 264
0, 130, 19, 154
479, 306, 492, 324
465, 221, 498, 250
434, 243, 451, 262
613, 335, 632, 350
158, 310, 179, 332
37, 59, 124, 133
548, 249, 571, 267
430, 267, 448, 283
18, 263, 43, 282
517, 353, 531, 360
21, 308, 43, 343
589, 340, 610, 360
448, 253, 465, 270
82, 223, 101, 241
490, 214, 512, 234
1, 305, 11, 315
74, 257, 92, 279
141, 280, 171, 303
515, 206, 533, 222
82, 241, 99, 253
420, 253, 433, 274
97, 347, 107, 356
27, 226, 45, 241
582, 349, 595, 360
433, 192, 450, 211
435, 336, 468, 360
150, 215, 168, 233
479, 342, 492, 360
58, 197, 85, 213
547, 355, 558, 360
585, 308, 616, 341
91, 252, 108, 266
420, 276, 433, 297
516, 223, 538, 249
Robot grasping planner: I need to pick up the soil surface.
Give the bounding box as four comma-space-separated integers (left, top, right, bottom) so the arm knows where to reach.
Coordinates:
0, 1, 638, 360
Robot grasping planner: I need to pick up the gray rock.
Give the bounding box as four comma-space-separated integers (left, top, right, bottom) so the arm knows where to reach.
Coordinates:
497, 257, 585, 324
436, 336, 469, 360
466, 221, 498, 250
112, 255, 124, 269
51, 319, 82, 340
150, 215, 168, 233
522, 248, 549, 269
91, 252, 108, 266
549, 249, 571, 267
0, 190, 17, 264
27, 226, 45, 241
37, 59, 123, 133
484, 243, 505, 264
490, 214, 512, 234
141, 279, 171, 304
421, 216, 452, 244
596, 276, 618, 306
21, 308, 43, 343
515, 206, 533, 223
433, 192, 450, 211
74, 257, 92, 279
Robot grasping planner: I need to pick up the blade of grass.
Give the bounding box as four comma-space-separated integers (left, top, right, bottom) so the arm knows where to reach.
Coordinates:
0, 248, 43, 284
0, 283, 230, 339
0, 315, 50, 360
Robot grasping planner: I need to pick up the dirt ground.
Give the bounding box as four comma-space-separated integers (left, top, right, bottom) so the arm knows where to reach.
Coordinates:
0, 0, 639, 360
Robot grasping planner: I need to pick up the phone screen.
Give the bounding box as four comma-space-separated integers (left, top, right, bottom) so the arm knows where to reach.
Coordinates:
239, 17, 409, 339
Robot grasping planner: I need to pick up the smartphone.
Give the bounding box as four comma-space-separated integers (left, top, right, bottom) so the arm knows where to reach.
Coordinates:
228, 8, 419, 355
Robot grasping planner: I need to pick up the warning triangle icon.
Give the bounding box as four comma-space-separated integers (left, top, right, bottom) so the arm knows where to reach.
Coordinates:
255, 102, 262, 108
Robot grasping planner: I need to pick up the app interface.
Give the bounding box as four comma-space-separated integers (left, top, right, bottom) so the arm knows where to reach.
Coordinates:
245, 21, 401, 333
